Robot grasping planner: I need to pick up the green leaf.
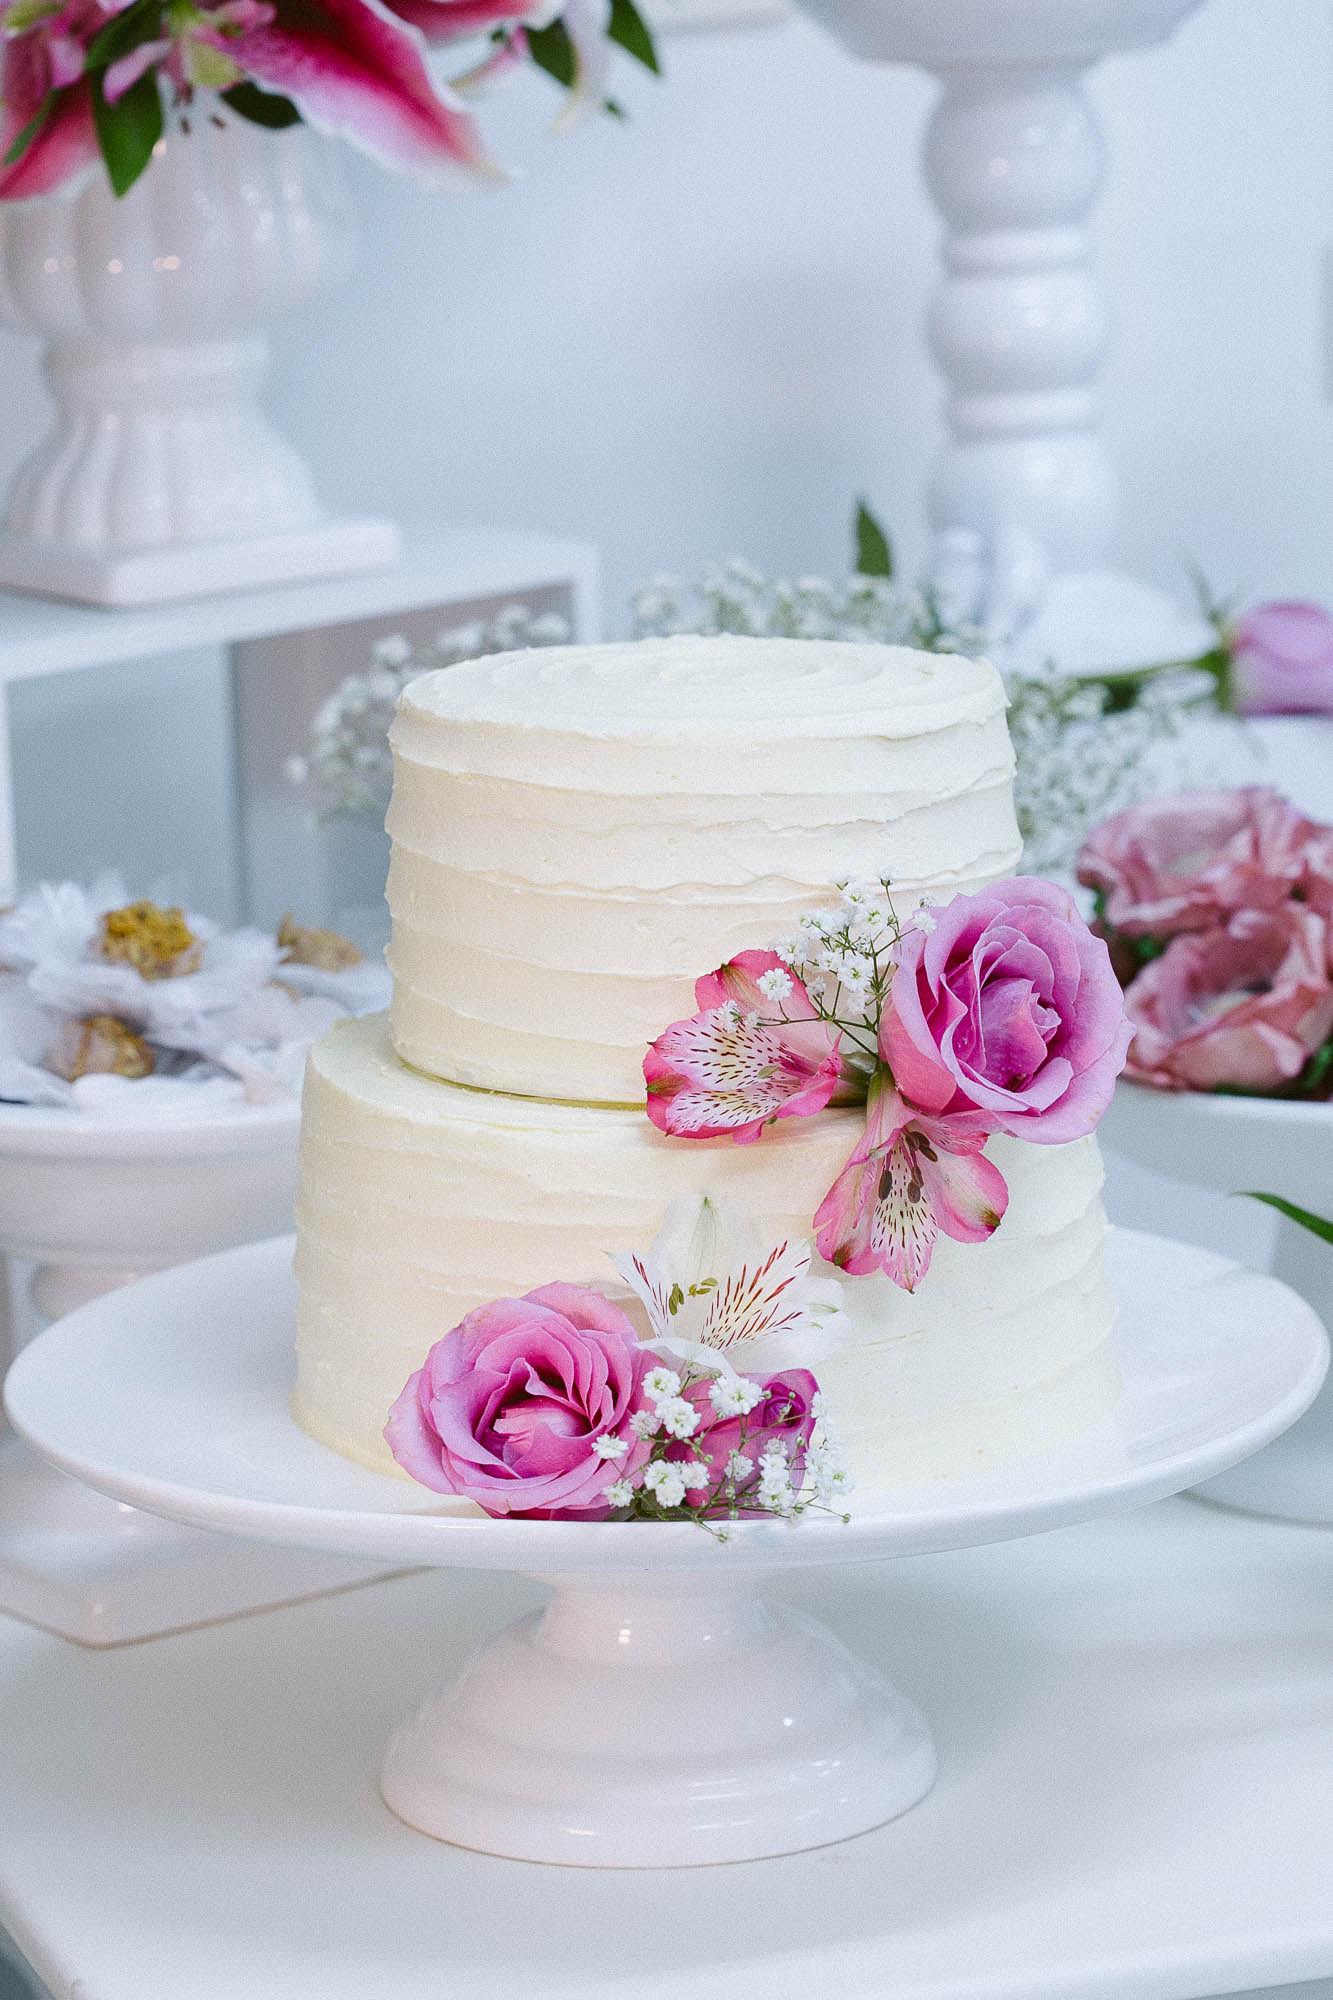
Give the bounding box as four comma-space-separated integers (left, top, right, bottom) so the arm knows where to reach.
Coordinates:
853, 497, 893, 579
607, 0, 660, 74
86, 0, 163, 71
92, 66, 163, 198
222, 81, 301, 130
1242, 1193, 1333, 1246
525, 18, 575, 89
3, 100, 51, 170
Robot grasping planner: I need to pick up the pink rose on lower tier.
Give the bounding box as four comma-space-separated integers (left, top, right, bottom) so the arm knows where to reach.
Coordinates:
645, 950, 851, 1142
1077, 788, 1322, 940
879, 877, 1131, 1145
1230, 602, 1333, 717
1124, 906, 1333, 1094
385, 1283, 654, 1518
813, 1073, 1009, 1291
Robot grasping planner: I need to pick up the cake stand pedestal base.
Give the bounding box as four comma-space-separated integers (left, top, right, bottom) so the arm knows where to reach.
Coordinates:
381, 1572, 934, 1866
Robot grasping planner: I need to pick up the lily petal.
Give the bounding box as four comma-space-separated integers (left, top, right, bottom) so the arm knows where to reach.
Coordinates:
237, 0, 500, 185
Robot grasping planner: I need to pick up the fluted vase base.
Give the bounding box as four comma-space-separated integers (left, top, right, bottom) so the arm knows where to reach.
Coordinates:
0, 515, 400, 608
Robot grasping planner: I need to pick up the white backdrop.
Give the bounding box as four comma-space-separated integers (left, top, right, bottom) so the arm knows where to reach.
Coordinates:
0, 0, 1327, 1262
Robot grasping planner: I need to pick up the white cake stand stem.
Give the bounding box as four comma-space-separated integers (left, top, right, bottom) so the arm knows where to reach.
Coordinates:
1193, 1215, 1333, 1525
380, 1568, 936, 1866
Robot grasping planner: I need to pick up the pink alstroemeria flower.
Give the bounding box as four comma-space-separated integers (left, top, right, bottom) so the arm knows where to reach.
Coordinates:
645, 950, 851, 1144
813, 1069, 1009, 1292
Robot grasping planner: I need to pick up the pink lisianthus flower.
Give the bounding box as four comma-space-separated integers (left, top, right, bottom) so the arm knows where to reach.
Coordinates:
813, 1069, 1009, 1292
385, 1282, 654, 1517
1077, 787, 1322, 942
878, 877, 1130, 1146
1230, 602, 1333, 718
644, 950, 853, 1144
1123, 905, 1333, 1096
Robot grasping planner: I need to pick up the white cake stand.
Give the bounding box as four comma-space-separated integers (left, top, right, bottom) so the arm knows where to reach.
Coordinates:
0, 1100, 385, 1645
1104, 1084, 1333, 1525
5, 1228, 1325, 1869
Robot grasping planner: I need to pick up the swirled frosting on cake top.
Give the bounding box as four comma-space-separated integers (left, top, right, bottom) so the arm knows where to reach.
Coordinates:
386, 634, 1022, 1102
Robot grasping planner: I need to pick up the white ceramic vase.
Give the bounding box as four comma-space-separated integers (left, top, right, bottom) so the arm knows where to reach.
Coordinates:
0, 108, 397, 605
793, 0, 1214, 671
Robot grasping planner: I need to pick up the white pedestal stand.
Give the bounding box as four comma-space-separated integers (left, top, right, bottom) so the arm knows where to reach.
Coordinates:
795, 0, 1215, 670
0, 1103, 385, 1645
1104, 1086, 1333, 1524
0, 115, 397, 609
5, 1228, 1325, 1864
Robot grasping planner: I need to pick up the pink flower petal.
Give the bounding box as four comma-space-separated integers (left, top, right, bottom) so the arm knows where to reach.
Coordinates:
236, 0, 499, 185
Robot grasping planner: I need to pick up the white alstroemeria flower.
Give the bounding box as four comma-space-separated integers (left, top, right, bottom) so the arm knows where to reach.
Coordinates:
610, 1193, 850, 1377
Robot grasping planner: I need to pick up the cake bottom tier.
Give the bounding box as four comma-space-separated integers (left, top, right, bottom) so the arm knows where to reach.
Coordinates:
294, 1015, 1119, 1488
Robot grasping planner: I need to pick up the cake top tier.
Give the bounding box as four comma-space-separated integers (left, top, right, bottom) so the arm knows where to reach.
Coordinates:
395, 633, 1004, 745
385, 634, 1021, 1103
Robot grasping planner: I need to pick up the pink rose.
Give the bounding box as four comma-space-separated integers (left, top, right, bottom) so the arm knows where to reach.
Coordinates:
1123, 906, 1333, 1094
668, 1367, 819, 1510
879, 878, 1131, 1144
645, 950, 849, 1144
385, 1283, 653, 1517
1302, 828, 1333, 919
1077, 787, 1321, 940
1231, 602, 1333, 717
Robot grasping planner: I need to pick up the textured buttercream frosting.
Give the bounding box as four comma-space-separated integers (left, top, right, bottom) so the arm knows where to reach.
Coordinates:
295, 1016, 1118, 1488
386, 634, 1022, 1102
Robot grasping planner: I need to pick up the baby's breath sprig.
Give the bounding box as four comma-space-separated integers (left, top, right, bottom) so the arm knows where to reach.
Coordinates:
603, 1367, 853, 1539
766, 876, 937, 1068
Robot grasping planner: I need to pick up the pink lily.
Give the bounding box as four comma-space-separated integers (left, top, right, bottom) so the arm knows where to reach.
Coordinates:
229, 0, 499, 185
382, 0, 551, 39
645, 950, 851, 1144
813, 1068, 1009, 1292
103, 1, 275, 104
0, 5, 102, 200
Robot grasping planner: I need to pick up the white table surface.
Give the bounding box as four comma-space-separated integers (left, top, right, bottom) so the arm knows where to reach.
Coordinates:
1, 1496, 1331, 2000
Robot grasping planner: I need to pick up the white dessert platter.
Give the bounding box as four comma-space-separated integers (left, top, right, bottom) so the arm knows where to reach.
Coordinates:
6, 1224, 1326, 1870
1104, 1083, 1333, 1525
0, 1097, 385, 1645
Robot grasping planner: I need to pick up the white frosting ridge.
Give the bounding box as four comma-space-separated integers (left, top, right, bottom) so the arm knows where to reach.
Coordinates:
294, 1016, 1118, 1488
386, 634, 1022, 1101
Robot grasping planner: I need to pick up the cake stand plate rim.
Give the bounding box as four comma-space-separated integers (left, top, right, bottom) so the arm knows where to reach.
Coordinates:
5, 1227, 1327, 1575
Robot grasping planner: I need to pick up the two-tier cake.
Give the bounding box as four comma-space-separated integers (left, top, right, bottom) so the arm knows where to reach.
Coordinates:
293, 634, 1119, 1489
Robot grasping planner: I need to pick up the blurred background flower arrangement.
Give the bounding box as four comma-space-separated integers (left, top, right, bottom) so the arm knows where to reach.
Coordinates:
0, 0, 659, 203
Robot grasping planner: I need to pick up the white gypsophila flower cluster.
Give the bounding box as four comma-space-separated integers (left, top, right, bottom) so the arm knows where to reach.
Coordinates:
772, 877, 938, 1066
1005, 668, 1196, 876
632, 559, 1207, 875
632, 561, 983, 655
287, 605, 573, 825
599, 1352, 854, 1534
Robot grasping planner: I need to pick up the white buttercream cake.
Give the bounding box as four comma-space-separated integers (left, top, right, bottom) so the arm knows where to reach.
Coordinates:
294, 634, 1119, 1488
